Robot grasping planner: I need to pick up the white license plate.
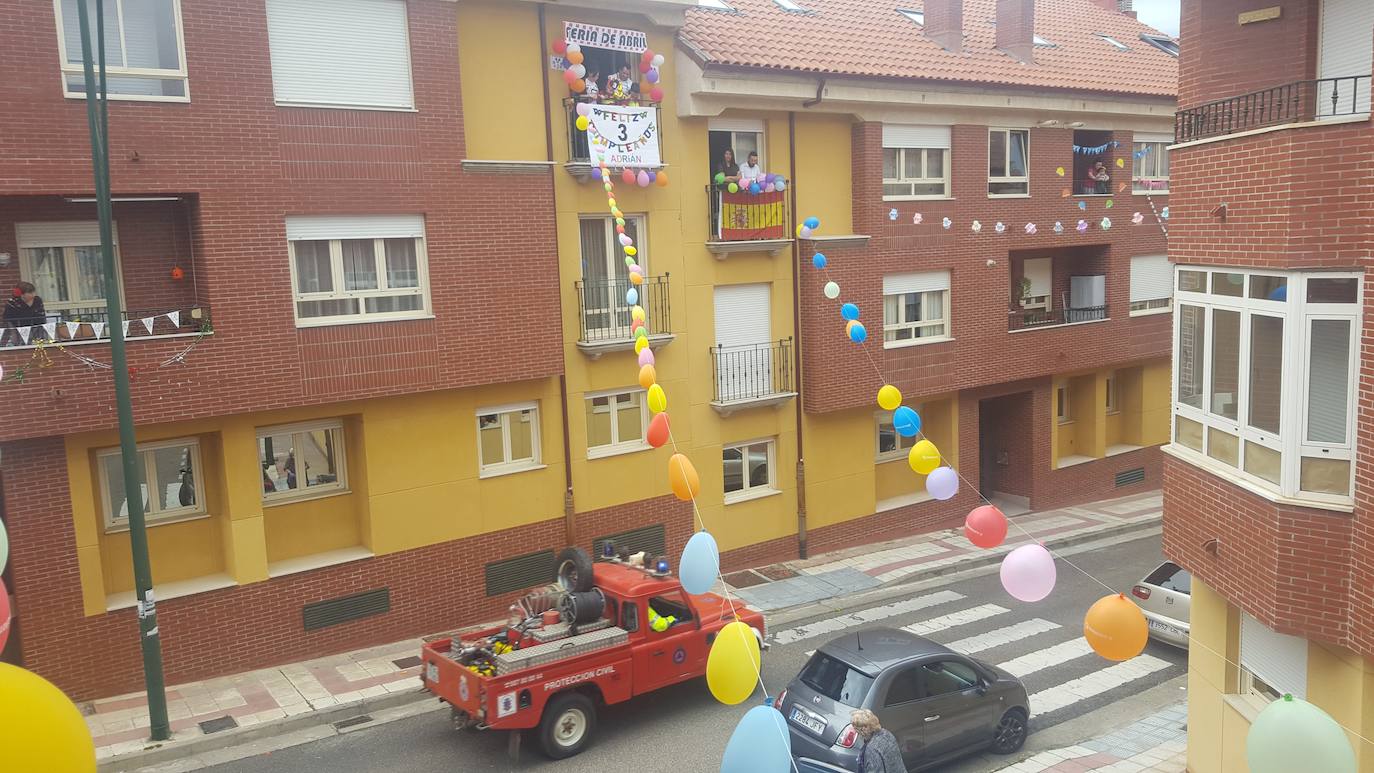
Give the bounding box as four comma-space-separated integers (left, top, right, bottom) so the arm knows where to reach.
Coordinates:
1148, 619, 1181, 636
790, 707, 826, 735
426, 663, 439, 684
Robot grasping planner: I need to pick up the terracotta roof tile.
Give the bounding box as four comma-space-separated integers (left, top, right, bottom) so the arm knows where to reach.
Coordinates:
681, 0, 1177, 98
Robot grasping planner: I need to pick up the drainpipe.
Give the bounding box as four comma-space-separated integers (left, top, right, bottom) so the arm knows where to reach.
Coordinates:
789, 110, 808, 559
538, 4, 577, 547
802, 79, 826, 109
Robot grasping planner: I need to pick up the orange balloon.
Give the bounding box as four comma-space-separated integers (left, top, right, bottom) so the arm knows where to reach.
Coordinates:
668, 453, 700, 502
630, 271, 644, 286
1084, 593, 1149, 661
570, 78, 586, 94
638, 363, 657, 390
567, 50, 584, 65
647, 412, 670, 448
655, 170, 669, 187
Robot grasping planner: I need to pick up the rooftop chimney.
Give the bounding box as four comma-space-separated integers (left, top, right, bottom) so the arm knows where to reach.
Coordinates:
924, 0, 963, 52
995, 0, 1035, 64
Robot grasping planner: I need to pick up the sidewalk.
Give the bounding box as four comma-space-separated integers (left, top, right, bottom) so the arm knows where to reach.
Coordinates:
997, 703, 1187, 772
85, 490, 1162, 768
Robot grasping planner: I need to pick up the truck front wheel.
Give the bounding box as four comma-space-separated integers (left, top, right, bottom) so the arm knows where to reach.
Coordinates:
538, 692, 597, 759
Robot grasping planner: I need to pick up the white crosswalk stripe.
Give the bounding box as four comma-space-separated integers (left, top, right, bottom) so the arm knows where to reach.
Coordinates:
767, 590, 964, 646
1027, 654, 1173, 717
997, 638, 1095, 678
943, 618, 1062, 654
900, 604, 1008, 637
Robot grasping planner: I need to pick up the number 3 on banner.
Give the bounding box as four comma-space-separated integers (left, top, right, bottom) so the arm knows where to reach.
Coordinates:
617, 124, 628, 142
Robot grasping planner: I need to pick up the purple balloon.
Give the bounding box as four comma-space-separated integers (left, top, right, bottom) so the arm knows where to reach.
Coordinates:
646, 68, 660, 84
638, 348, 656, 366
1000, 544, 1057, 602
925, 467, 959, 501
637, 170, 651, 187
591, 167, 603, 181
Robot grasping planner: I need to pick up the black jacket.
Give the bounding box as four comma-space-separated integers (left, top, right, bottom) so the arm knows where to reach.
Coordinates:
4, 295, 46, 329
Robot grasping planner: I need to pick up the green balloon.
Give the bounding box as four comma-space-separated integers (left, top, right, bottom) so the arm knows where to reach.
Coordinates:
615, 217, 625, 226
1247, 695, 1356, 773
625, 256, 636, 267
714, 172, 726, 184
727, 183, 739, 193
635, 326, 649, 340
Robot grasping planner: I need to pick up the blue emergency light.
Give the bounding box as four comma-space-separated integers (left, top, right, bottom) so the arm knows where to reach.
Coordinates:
656, 559, 670, 574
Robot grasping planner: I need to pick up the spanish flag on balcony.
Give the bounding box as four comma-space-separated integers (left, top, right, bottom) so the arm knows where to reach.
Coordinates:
719, 190, 787, 240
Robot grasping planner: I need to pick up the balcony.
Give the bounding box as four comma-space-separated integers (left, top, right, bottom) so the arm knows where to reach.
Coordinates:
564, 98, 664, 181
574, 275, 674, 358
1175, 75, 1371, 144
1008, 303, 1108, 332
704, 186, 793, 257
1, 304, 211, 353
709, 338, 797, 416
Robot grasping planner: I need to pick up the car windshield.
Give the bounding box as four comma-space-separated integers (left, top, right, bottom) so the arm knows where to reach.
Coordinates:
799, 653, 874, 706
1144, 562, 1191, 594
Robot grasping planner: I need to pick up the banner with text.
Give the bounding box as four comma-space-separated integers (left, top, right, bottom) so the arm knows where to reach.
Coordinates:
564, 21, 648, 54
588, 105, 661, 168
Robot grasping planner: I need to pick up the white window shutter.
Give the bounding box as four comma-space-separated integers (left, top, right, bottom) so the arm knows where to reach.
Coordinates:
714, 283, 771, 347
1130, 254, 1172, 302
1317, 0, 1374, 115
883, 270, 950, 296
1134, 132, 1173, 145
709, 118, 765, 134
1240, 612, 1308, 699
285, 215, 425, 241
16, 221, 118, 247
882, 125, 951, 149
1306, 319, 1352, 445
266, 0, 414, 109
1023, 258, 1052, 297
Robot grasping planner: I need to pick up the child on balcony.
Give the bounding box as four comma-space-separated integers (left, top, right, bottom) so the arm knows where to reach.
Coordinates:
607, 63, 635, 102
583, 66, 600, 100
1092, 161, 1111, 194
3, 281, 47, 346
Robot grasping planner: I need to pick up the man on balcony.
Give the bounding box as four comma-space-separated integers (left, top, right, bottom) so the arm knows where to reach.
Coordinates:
739, 151, 763, 186
3, 281, 47, 346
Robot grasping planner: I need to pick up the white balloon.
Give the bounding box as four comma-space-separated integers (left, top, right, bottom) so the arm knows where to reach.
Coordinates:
651, 53, 665, 67
823, 281, 840, 299
566, 43, 581, 54
570, 63, 586, 79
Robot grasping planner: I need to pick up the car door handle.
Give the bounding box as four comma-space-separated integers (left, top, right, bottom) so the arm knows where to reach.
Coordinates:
652, 651, 665, 657
924, 715, 940, 722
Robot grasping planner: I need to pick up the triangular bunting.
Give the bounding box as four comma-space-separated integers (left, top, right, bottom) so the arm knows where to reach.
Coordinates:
93, 322, 106, 339
167, 310, 181, 329
18, 326, 31, 344
64, 321, 81, 339
140, 316, 155, 334
41, 322, 57, 340
121, 320, 130, 337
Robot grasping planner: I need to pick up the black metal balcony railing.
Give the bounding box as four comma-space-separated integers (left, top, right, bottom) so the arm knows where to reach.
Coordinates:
0, 305, 210, 347
1008, 305, 1108, 332
564, 98, 663, 165
1175, 75, 1371, 143
575, 275, 670, 343
710, 338, 795, 403
706, 185, 791, 242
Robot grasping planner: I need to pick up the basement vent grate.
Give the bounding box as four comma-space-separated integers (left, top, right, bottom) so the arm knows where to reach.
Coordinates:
198, 715, 238, 734
302, 588, 390, 631
594, 523, 667, 559
391, 655, 422, 670
1115, 467, 1146, 487
485, 550, 557, 597
333, 715, 373, 730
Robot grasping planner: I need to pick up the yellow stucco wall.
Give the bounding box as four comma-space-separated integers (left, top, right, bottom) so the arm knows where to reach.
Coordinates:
455, 2, 546, 161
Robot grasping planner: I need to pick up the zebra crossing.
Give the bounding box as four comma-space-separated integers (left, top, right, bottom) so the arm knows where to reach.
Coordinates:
766, 587, 1185, 729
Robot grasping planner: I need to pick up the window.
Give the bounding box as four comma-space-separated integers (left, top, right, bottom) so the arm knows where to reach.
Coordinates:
15, 221, 121, 313
697, 0, 733, 9
884, 667, 921, 706
921, 660, 980, 698
477, 403, 541, 476
579, 215, 645, 335
883, 271, 951, 347
876, 410, 919, 461
881, 126, 950, 198
1106, 371, 1119, 414
773, 0, 805, 10
285, 215, 431, 326
1056, 383, 1071, 424
586, 390, 648, 457
1097, 33, 1130, 51
1239, 612, 1307, 704
897, 8, 924, 25
1133, 141, 1170, 193
988, 129, 1029, 196
621, 601, 640, 632
1129, 254, 1173, 315
1020, 257, 1051, 310
1140, 33, 1179, 57
258, 421, 347, 503
265, 0, 414, 110
55, 0, 189, 100
800, 652, 874, 706
1143, 562, 1191, 594
723, 439, 775, 501
647, 592, 693, 625
98, 438, 205, 530
1172, 268, 1360, 505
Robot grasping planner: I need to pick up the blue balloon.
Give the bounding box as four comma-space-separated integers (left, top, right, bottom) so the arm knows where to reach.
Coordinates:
626, 287, 638, 305
1077, 200, 1087, 210
812, 252, 827, 269
722, 705, 792, 773
848, 322, 867, 343
679, 531, 720, 596
893, 406, 922, 438
1268, 285, 1287, 301
749, 182, 762, 194
803, 216, 820, 230
591, 167, 603, 181
841, 303, 860, 321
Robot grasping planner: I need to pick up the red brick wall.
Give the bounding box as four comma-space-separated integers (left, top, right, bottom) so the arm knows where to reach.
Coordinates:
1177, 0, 1319, 109
979, 391, 1036, 497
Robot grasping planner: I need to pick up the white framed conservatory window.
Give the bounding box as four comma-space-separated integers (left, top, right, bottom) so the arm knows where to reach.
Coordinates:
286, 215, 431, 326
98, 438, 206, 531
723, 438, 776, 503
54, 0, 190, 101
988, 128, 1029, 196
883, 271, 951, 347
477, 403, 541, 477
258, 420, 348, 504
586, 389, 649, 458
15, 221, 124, 313
1170, 268, 1360, 507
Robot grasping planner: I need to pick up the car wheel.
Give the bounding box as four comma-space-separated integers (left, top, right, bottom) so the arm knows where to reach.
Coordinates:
555, 547, 595, 593
538, 692, 597, 759
991, 708, 1028, 754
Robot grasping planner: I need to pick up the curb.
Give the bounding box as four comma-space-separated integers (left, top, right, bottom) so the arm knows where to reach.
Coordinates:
98, 684, 434, 772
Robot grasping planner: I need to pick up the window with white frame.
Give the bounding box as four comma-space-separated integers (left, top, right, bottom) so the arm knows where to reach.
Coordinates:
478, 404, 541, 475
882, 125, 950, 199
1172, 268, 1361, 504
1056, 383, 1071, 424
15, 221, 122, 312
285, 215, 431, 326
586, 390, 648, 457
579, 214, 645, 335
1133, 138, 1170, 192
988, 129, 1029, 196
883, 271, 950, 347
55, 0, 189, 100
876, 411, 918, 461
258, 421, 347, 503
723, 439, 775, 501
98, 438, 205, 530
265, 0, 414, 110
1106, 371, 1119, 414
1129, 254, 1173, 314
1238, 611, 1307, 704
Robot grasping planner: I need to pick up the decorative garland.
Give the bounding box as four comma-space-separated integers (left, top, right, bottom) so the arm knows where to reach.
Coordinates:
1, 322, 212, 385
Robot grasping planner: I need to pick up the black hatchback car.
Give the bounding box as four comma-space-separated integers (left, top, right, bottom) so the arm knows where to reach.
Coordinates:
777, 628, 1030, 772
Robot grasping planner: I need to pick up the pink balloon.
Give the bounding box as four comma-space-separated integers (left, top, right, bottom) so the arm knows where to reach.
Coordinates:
622, 168, 636, 184
0, 577, 10, 652
638, 348, 656, 366
650, 87, 665, 102
637, 170, 651, 187
619, 233, 634, 247
1000, 544, 1056, 602
575, 102, 591, 117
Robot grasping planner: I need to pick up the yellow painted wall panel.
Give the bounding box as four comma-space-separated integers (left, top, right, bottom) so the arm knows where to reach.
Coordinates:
368, 480, 474, 555
263, 493, 361, 565
875, 459, 919, 501
76, 545, 106, 617
1140, 358, 1173, 447
793, 114, 854, 235
226, 516, 268, 584
456, 2, 545, 161
100, 516, 225, 595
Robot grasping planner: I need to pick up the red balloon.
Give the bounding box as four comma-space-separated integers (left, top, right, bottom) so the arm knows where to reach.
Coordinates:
622, 168, 636, 184
0, 577, 10, 652
641, 49, 655, 63
650, 86, 665, 102
964, 505, 1008, 549
640, 60, 653, 74
647, 412, 670, 449
562, 68, 578, 86
552, 39, 568, 56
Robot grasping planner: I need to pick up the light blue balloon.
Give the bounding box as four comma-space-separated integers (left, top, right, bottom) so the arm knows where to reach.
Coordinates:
840, 303, 859, 321
926, 466, 959, 500
722, 705, 792, 773
774, 179, 786, 191
626, 287, 639, 305
803, 216, 820, 230
679, 531, 720, 596
812, 252, 827, 269
893, 406, 921, 438
848, 322, 866, 343
1077, 200, 1087, 210
0, 518, 7, 574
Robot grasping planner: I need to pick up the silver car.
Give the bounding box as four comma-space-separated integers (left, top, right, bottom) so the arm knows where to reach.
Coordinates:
1130, 561, 1191, 649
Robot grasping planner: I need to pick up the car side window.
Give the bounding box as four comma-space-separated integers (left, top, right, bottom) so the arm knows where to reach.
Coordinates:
883, 666, 922, 706
604, 596, 619, 625
648, 592, 694, 623
622, 601, 639, 632
920, 660, 980, 698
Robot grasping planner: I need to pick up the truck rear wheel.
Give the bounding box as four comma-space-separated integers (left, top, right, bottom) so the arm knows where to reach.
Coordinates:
538, 692, 596, 759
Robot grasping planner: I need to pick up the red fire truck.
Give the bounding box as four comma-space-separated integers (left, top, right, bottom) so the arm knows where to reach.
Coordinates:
420, 546, 767, 759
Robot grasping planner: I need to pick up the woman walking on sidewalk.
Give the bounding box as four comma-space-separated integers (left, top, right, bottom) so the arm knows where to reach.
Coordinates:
852, 709, 908, 773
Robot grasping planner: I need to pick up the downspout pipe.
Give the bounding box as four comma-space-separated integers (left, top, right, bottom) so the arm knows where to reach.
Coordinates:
802, 79, 826, 109
789, 111, 808, 559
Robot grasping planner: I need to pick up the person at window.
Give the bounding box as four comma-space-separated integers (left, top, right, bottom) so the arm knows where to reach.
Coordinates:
607, 63, 635, 101
3, 281, 47, 345
739, 151, 763, 184
583, 66, 601, 100
1092, 161, 1111, 194
851, 709, 907, 773
717, 148, 740, 187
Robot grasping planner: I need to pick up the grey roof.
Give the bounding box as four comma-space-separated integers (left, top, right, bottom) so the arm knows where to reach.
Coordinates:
819, 627, 953, 673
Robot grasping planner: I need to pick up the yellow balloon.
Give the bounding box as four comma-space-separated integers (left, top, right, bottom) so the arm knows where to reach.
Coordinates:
1084, 593, 1149, 661
575, 115, 589, 132
634, 336, 650, 354
632, 305, 646, 322
625, 245, 637, 257
668, 453, 701, 501
908, 439, 941, 475
607, 198, 617, 209
877, 384, 902, 411
647, 383, 667, 413
0, 663, 96, 772
638, 363, 657, 390
630, 271, 644, 286
707, 621, 761, 705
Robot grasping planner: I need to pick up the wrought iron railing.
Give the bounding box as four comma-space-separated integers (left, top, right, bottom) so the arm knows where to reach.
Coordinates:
706, 186, 791, 241
574, 275, 670, 343
1008, 304, 1107, 332
564, 98, 663, 165
710, 338, 795, 403
0, 305, 210, 346
1175, 75, 1371, 143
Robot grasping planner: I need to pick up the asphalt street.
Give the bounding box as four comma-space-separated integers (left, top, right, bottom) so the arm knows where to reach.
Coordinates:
200, 534, 1183, 773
